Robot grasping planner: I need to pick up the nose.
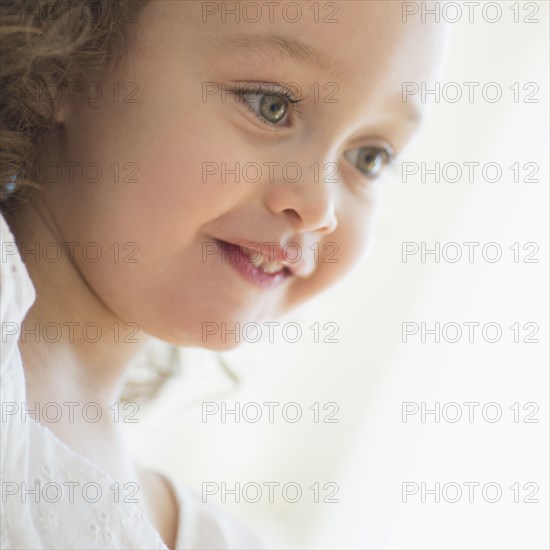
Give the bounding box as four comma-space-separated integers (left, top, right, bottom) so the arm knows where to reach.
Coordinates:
263, 159, 338, 235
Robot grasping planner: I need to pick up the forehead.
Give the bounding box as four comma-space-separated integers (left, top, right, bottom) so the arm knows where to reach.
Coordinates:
151, 1, 446, 81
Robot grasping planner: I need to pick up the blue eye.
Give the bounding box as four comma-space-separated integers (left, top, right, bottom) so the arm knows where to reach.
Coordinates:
344, 146, 392, 179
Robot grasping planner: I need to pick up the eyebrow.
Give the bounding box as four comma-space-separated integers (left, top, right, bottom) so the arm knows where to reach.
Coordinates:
213, 33, 352, 81
212, 33, 423, 129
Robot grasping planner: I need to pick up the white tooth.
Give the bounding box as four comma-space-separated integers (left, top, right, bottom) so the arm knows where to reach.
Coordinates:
242, 246, 284, 273
260, 261, 283, 274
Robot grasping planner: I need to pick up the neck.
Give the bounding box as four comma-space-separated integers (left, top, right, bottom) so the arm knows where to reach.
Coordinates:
9, 197, 151, 421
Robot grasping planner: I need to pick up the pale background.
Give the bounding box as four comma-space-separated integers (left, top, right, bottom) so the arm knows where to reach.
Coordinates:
125, 2, 549, 548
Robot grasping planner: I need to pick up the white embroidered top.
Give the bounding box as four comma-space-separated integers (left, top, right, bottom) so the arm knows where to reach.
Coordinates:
0, 213, 263, 549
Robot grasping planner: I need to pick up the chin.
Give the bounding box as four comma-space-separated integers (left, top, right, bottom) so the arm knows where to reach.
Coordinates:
161, 327, 253, 352
146, 308, 277, 351
198, 338, 245, 352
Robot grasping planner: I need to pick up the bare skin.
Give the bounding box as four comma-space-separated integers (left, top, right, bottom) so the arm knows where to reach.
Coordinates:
8, 2, 448, 548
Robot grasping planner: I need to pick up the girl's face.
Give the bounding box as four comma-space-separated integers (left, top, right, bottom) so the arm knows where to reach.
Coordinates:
41, 1, 446, 349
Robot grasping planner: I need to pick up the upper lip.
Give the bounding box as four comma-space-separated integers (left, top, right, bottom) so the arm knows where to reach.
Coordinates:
214, 238, 315, 278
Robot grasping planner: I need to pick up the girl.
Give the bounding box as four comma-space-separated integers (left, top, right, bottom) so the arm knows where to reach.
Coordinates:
0, 1, 448, 548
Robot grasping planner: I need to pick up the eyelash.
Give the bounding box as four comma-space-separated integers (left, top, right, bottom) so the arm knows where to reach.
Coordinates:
229, 83, 305, 129
227, 83, 394, 179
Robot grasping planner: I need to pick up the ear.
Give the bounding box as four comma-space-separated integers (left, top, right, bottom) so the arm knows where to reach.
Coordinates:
52, 85, 70, 126
53, 103, 67, 126
50, 73, 77, 126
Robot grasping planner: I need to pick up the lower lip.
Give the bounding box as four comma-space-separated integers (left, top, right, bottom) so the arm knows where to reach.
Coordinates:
215, 240, 291, 289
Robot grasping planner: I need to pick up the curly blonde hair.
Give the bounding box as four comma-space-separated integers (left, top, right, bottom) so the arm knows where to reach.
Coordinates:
0, 0, 147, 208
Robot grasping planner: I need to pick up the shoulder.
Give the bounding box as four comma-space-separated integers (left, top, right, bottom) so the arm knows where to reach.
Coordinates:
0, 210, 35, 396
0, 211, 37, 550
168, 478, 267, 550
0, 211, 36, 346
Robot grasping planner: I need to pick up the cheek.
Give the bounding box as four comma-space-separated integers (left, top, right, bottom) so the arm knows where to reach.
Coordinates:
46, 99, 260, 340
283, 201, 376, 313
55, 81, 249, 260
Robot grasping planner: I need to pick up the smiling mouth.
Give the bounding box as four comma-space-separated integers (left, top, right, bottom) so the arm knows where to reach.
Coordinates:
214, 239, 292, 289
